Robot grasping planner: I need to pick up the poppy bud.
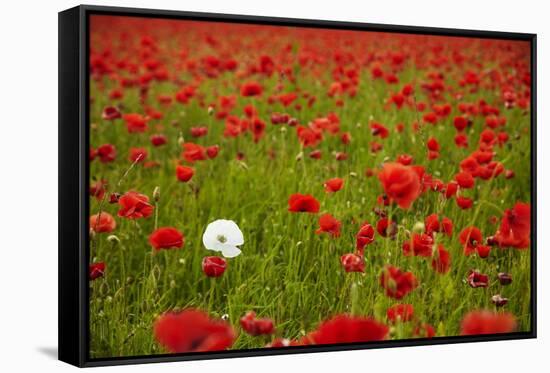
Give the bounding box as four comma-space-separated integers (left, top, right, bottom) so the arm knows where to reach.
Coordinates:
412, 222, 425, 234
207, 105, 215, 115
153, 186, 160, 202
107, 235, 120, 244
498, 272, 513, 285
491, 294, 508, 307
295, 152, 303, 161
178, 133, 185, 146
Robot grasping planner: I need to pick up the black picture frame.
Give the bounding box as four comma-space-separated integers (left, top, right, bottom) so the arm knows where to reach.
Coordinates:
59, 4, 537, 367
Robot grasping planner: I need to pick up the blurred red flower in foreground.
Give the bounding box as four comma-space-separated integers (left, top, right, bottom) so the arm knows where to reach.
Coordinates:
202, 256, 227, 277
154, 309, 235, 353
240, 311, 275, 336
387, 304, 414, 323
89, 212, 116, 233
323, 178, 344, 193
340, 253, 364, 273
315, 213, 341, 237
305, 314, 388, 344
288, 193, 320, 213
460, 310, 517, 335
380, 265, 418, 299
176, 165, 194, 182
377, 162, 422, 209
149, 227, 184, 250
89, 262, 105, 280
493, 202, 531, 249
117, 191, 154, 219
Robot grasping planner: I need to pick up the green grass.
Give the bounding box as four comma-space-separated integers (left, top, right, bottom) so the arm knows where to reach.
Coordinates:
88, 58, 531, 358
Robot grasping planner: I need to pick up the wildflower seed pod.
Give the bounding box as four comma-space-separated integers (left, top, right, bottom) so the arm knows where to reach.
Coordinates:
153, 186, 160, 202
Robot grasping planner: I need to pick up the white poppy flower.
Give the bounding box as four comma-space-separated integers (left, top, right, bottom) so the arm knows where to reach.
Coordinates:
202, 219, 244, 258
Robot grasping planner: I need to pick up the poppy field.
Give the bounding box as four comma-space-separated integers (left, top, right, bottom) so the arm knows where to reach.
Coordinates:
88, 15, 532, 358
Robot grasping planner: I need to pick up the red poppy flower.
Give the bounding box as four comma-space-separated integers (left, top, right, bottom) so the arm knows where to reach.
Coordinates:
206, 145, 220, 159
315, 213, 341, 237
102, 106, 121, 120
460, 226, 483, 255
341, 132, 351, 145
376, 218, 397, 238
431, 244, 451, 273
378, 163, 422, 209
427, 137, 440, 152
181, 142, 207, 162
323, 178, 344, 193
356, 223, 375, 252
89, 262, 105, 280
370, 122, 389, 138
117, 191, 154, 219
424, 214, 453, 236
456, 196, 473, 209
97, 144, 117, 163
493, 202, 531, 249
128, 147, 147, 163
202, 256, 227, 277
288, 193, 320, 213
453, 115, 468, 131
498, 272, 513, 285
251, 117, 266, 142
455, 171, 475, 189
397, 154, 413, 165
176, 165, 194, 182
460, 310, 517, 335
306, 314, 388, 344
240, 81, 263, 97
190, 126, 208, 138
149, 227, 184, 250
380, 265, 418, 299
340, 253, 365, 273
403, 233, 434, 257
240, 311, 275, 336
151, 134, 167, 146
444, 181, 459, 198
387, 304, 414, 323
90, 179, 107, 200
154, 309, 236, 353
123, 113, 148, 133
309, 149, 322, 159
296, 125, 323, 148
467, 270, 489, 288
89, 212, 116, 233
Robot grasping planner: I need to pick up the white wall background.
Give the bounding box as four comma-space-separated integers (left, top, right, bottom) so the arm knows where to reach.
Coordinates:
0, 0, 547, 371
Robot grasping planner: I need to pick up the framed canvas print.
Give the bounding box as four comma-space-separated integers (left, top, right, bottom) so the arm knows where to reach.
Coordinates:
58, 5, 537, 367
